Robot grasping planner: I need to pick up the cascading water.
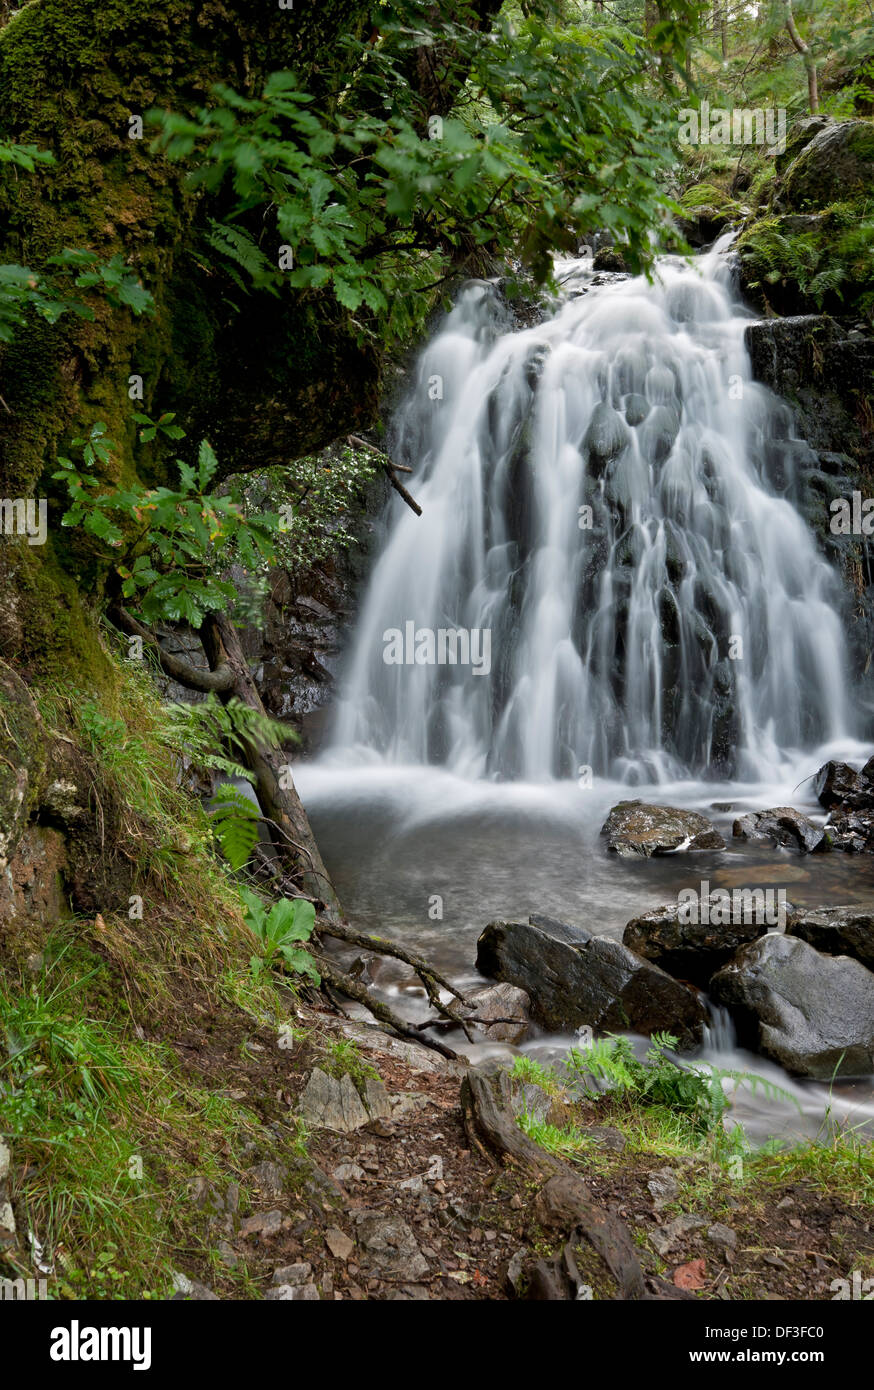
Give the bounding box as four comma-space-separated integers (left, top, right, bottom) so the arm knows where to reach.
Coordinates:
330, 237, 852, 783
306, 243, 874, 1138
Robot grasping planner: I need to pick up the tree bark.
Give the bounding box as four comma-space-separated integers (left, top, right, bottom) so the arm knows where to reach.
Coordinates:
200, 610, 341, 919
782, 0, 819, 113
461, 1062, 692, 1300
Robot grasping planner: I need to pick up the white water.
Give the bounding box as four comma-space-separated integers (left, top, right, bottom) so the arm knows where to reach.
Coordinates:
306, 241, 874, 1143
330, 238, 853, 783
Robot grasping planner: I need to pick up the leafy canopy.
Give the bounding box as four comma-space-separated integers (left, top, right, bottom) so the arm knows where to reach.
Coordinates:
149, 1, 702, 339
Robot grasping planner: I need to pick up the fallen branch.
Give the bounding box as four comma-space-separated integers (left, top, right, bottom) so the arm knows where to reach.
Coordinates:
346, 433, 422, 515
310, 951, 461, 1062
316, 918, 476, 1038
387, 471, 423, 516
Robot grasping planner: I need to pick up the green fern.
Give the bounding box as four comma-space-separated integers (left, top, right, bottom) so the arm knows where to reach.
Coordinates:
208, 783, 260, 871
165, 694, 296, 763
567, 1033, 800, 1138
204, 220, 282, 296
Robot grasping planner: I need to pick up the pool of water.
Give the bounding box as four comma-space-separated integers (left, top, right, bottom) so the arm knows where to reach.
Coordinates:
297, 751, 874, 1145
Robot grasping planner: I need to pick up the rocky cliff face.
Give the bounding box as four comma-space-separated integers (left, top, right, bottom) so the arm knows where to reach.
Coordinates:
734, 118, 874, 695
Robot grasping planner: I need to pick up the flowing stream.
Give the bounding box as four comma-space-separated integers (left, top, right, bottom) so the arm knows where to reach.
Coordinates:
299, 239, 874, 1145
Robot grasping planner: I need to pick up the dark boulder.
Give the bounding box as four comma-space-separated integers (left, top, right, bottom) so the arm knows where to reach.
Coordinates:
780, 119, 874, 209
476, 914, 707, 1050
732, 807, 826, 854
710, 934, 874, 1079
602, 801, 725, 858
622, 903, 770, 987
824, 808, 874, 853
787, 905, 874, 973
813, 759, 872, 810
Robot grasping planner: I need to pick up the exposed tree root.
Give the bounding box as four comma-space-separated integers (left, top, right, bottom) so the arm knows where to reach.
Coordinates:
461, 1060, 693, 1301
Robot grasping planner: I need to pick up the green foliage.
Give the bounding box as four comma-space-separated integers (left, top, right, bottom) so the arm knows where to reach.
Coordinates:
240, 890, 319, 984
567, 1033, 799, 1140
166, 694, 294, 770
318, 1038, 380, 1094
247, 442, 378, 575
739, 202, 874, 314
0, 141, 154, 342
149, 2, 697, 342
162, 696, 298, 870
208, 784, 261, 872
53, 420, 280, 628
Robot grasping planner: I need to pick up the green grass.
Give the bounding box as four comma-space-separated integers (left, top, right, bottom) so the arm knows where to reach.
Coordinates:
0, 934, 287, 1298
512, 1035, 874, 1209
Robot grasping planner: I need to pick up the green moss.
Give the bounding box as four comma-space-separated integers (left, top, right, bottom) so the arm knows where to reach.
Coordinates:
678, 182, 738, 212
737, 202, 874, 316
2, 537, 115, 689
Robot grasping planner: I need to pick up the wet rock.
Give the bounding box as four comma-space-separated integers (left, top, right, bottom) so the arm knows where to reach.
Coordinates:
732, 807, 826, 854
583, 402, 630, 470
624, 393, 650, 426
623, 902, 770, 986
744, 316, 874, 471
638, 403, 681, 465
592, 246, 629, 273
813, 759, 874, 810
786, 905, 874, 972
711, 934, 874, 1079
462, 981, 531, 1043
353, 1211, 430, 1282
476, 913, 707, 1049
823, 808, 874, 853
602, 801, 724, 858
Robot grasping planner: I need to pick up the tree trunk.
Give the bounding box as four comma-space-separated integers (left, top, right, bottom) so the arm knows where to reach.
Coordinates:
198, 611, 341, 918
782, 0, 819, 113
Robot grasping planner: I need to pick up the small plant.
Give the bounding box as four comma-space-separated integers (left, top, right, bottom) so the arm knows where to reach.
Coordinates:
510, 1053, 563, 1096
240, 890, 319, 984
566, 1032, 798, 1141
53, 421, 280, 628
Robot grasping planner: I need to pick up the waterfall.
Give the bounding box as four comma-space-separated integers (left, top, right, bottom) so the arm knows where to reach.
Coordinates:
330, 238, 852, 784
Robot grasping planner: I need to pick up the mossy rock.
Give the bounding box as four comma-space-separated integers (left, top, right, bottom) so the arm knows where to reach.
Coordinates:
0, 661, 46, 870
780, 119, 874, 209
678, 182, 737, 213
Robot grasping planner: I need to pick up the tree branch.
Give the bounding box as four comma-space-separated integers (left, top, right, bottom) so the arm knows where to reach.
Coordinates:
109, 606, 234, 692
